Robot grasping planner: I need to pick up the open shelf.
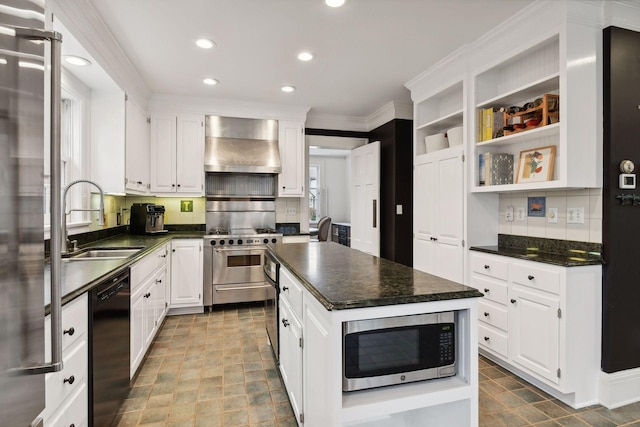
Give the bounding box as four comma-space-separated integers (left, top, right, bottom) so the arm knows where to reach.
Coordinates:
417, 109, 464, 134
476, 122, 560, 148
476, 73, 560, 109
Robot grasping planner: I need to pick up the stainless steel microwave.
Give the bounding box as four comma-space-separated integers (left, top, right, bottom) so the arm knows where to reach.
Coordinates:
342, 311, 456, 392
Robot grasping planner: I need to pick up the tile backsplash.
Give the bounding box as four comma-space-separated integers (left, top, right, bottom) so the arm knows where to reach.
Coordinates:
498, 188, 602, 243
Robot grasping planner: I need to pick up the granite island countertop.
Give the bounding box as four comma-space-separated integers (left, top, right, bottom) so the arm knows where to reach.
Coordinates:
267, 241, 483, 310
44, 231, 203, 312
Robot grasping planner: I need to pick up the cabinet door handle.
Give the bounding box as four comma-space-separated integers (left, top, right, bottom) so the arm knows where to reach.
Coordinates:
171, 184, 175, 187
528, 275, 535, 280
137, 181, 142, 185
484, 265, 490, 269
484, 336, 490, 341
483, 288, 490, 293
282, 318, 290, 327
510, 299, 517, 304
177, 184, 181, 187
156, 279, 162, 283
282, 286, 289, 292
63, 375, 75, 385
483, 312, 490, 317
144, 292, 151, 298
63, 327, 75, 336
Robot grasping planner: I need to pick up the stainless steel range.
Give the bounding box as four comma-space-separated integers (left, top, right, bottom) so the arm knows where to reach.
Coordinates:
203, 116, 284, 307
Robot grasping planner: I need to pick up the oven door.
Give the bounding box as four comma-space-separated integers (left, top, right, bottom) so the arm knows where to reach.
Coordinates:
211, 246, 273, 304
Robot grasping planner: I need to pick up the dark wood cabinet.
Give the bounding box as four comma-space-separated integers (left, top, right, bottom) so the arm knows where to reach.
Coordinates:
331, 223, 350, 247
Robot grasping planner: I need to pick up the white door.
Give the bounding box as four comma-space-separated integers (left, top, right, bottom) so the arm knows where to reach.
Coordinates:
350, 141, 380, 257
150, 114, 177, 193
413, 156, 436, 273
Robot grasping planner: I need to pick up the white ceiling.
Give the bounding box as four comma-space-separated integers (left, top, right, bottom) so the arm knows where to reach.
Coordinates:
88, 0, 534, 120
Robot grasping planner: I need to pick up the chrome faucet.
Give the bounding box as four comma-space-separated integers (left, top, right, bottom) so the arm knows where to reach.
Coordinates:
61, 179, 105, 254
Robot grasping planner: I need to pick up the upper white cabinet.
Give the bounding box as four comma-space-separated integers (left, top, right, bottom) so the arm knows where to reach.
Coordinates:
469, 6, 601, 192
150, 114, 204, 195
278, 120, 305, 197
125, 95, 149, 194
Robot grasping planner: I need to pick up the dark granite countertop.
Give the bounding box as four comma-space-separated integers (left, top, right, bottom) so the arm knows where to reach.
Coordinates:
267, 242, 483, 311
45, 231, 204, 312
470, 234, 604, 267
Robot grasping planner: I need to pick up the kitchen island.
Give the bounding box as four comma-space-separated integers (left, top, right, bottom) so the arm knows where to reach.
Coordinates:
267, 242, 483, 427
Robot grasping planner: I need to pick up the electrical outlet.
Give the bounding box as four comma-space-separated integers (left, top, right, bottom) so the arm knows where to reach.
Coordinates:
516, 207, 526, 221
506, 206, 514, 222
286, 207, 297, 215
547, 207, 558, 223
396, 205, 403, 215
567, 207, 584, 224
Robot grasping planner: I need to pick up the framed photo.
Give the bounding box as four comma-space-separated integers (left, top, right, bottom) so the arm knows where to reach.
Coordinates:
516, 145, 556, 183
528, 196, 546, 217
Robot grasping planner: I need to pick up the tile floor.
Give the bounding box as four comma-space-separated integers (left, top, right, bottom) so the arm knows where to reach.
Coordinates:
114, 303, 640, 427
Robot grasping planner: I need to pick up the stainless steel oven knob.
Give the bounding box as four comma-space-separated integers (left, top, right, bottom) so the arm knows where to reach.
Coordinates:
263, 238, 269, 244
271, 238, 277, 244
229, 239, 234, 245
220, 240, 225, 245
238, 239, 243, 245
210, 240, 216, 246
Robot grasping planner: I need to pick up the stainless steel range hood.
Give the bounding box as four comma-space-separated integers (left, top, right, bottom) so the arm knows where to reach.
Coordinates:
204, 116, 281, 174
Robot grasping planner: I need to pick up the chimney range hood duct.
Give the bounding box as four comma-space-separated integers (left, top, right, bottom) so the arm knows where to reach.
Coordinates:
204, 116, 281, 174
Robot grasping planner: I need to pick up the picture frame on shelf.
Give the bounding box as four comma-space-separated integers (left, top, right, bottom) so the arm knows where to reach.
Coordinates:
516, 145, 556, 183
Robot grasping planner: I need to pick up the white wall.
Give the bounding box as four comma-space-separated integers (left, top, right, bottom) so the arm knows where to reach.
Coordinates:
309, 155, 351, 223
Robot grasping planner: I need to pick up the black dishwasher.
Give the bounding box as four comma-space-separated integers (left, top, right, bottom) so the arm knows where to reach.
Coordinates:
89, 269, 130, 427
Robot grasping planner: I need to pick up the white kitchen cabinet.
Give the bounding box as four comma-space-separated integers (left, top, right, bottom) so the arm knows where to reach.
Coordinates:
278, 120, 305, 197
41, 294, 88, 427
149, 114, 204, 195
91, 89, 126, 194
279, 297, 304, 425
125, 95, 149, 194
413, 145, 464, 283
470, 251, 602, 408
169, 239, 203, 310
130, 243, 170, 377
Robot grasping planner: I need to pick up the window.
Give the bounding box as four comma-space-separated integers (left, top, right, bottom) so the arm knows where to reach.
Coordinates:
309, 164, 320, 222
44, 81, 87, 228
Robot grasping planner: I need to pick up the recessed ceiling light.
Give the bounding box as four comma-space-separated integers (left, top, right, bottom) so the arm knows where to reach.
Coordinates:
63, 55, 91, 66
196, 39, 216, 49
203, 78, 219, 86
297, 52, 313, 61
0, 58, 7, 65
325, 0, 346, 7
281, 85, 296, 93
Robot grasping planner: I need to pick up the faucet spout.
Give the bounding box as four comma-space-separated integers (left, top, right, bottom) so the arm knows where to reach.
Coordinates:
61, 179, 105, 254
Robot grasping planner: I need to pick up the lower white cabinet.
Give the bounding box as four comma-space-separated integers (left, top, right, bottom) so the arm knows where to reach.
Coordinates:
471, 251, 601, 407
279, 297, 303, 425
169, 239, 203, 310
41, 293, 89, 427
130, 243, 170, 378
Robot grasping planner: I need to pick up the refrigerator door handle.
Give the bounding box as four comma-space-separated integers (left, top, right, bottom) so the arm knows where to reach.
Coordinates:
10, 28, 64, 376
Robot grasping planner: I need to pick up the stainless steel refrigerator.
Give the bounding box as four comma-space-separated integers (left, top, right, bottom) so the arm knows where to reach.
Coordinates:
1, 1, 64, 426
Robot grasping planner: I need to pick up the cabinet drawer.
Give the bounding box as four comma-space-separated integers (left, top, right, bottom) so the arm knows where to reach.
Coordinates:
478, 324, 508, 358
131, 244, 168, 287
45, 293, 88, 355
45, 383, 88, 427
280, 267, 303, 320
510, 262, 560, 295
472, 276, 508, 305
479, 300, 508, 332
471, 253, 508, 281
44, 339, 88, 421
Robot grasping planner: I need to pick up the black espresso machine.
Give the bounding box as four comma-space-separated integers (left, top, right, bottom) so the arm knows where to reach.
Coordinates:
130, 203, 167, 234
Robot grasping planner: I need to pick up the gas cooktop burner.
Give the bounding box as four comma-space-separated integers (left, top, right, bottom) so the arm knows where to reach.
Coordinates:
255, 228, 279, 234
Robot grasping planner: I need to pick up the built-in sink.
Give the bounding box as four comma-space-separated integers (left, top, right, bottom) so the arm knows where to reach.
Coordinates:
62, 247, 144, 261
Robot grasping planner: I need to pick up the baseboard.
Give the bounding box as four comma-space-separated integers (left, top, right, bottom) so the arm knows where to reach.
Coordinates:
599, 367, 640, 409
167, 306, 204, 316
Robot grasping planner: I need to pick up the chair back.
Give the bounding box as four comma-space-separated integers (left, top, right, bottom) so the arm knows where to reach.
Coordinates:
317, 216, 331, 241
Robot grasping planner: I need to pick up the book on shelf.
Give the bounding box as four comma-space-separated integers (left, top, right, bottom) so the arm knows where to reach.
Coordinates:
479, 152, 514, 186
482, 108, 505, 141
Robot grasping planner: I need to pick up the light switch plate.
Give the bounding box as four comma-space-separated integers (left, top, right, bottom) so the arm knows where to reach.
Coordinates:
516, 207, 526, 221
567, 207, 584, 224
506, 206, 514, 222
286, 207, 297, 215
396, 205, 403, 215
547, 207, 558, 223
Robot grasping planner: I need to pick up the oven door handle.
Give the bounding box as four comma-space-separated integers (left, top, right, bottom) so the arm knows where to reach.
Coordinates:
215, 284, 272, 291
213, 246, 265, 253
264, 268, 277, 286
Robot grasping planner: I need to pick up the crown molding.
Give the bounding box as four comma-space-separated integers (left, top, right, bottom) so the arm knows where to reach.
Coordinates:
366, 101, 413, 131
605, 0, 640, 32
49, 0, 150, 105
